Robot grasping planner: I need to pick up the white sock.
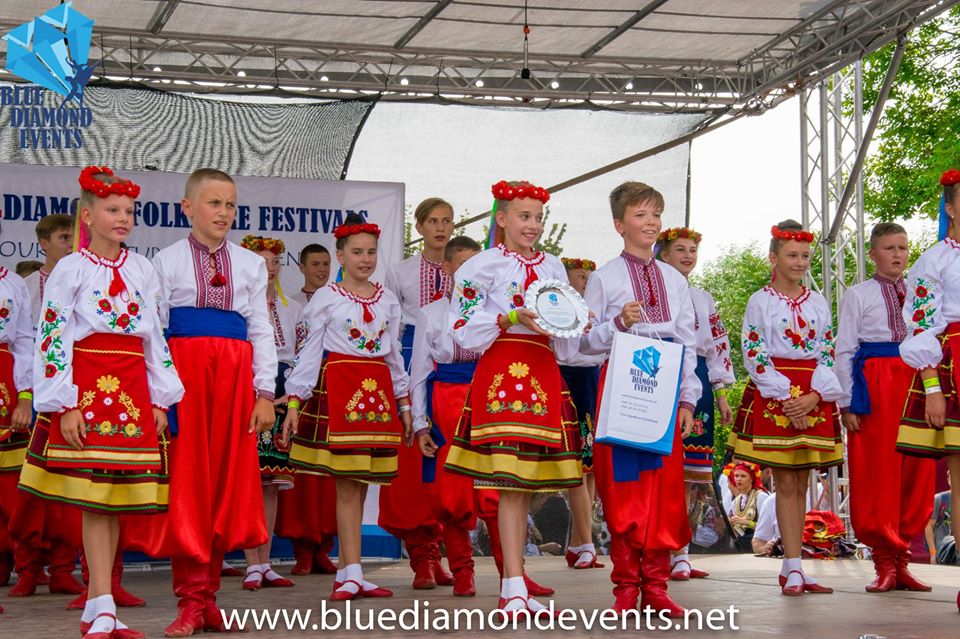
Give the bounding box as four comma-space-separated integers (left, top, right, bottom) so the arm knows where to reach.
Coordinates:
221, 560, 232, 570
574, 543, 597, 566
671, 553, 690, 569
783, 557, 803, 588
81, 598, 97, 624
88, 594, 116, 634
335, 568, 347, 583
263, 565, 286, 581
501, 576, 527, 611
567, 544, 584, 553
244, 564, 263, 582
335, 564, 362, 595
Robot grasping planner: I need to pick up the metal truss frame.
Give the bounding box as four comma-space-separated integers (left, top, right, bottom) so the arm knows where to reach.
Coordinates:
0, 0, 953, 113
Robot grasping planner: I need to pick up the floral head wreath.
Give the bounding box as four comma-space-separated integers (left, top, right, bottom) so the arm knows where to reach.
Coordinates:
938, 169, 960, 241
658, 227, 702, 244
561, 257, 596, 271
241, 235, 285, 255
770, 225, 815, 243
333, 222, 381, 240
940, 169, 960, 187
723, 461, 764, 491
79, 166, 141, 199
486, 179, 550, 248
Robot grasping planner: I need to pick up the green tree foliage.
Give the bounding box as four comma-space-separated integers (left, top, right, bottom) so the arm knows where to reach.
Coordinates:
861, 7, 960, 223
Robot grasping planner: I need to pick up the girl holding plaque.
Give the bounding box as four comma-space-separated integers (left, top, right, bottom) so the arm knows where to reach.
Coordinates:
444, 180, 583, 615
282, 213, 413, 602
581, 182, 700, 618
657, 227, 736, 580
730, 219, 842, 596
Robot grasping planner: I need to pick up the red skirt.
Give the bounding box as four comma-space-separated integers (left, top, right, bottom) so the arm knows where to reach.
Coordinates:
444, 335, 582, 492
898, 323, 960, 456
731, 358, 842, 469
0, 343, 29, 474
0, 343, 18, 434
18, 334, 168, 515
431, 379, 481, 528
289, 353, 399, 484
593, 362, 690, 551
123, 334, 266, 561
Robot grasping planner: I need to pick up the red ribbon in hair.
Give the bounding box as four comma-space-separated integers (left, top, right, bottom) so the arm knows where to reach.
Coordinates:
940, 169, 960, 186
770, 226, 814, 243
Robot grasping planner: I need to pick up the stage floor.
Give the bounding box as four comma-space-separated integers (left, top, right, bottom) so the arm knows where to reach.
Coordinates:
2, 554, 956, 638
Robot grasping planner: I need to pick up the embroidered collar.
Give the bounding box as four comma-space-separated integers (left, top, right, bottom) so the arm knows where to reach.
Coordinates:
188, 233, 227, 255
0, 266, 7, 281
763, 285, 810, 306
620, 250, 656, 267
497, 243, 545, 266
331, 282, 383, 304
421, 254, 443, 269
80, 247, 128, 268
872, 274, 905, 288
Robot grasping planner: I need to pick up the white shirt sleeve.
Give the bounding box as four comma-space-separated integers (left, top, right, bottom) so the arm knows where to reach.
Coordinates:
285, 295, 328, 402
741, 295, 792, 400
835, 289, 862, 409
410, 306, 433, 433
33, 267, 81, 412
900, 249, 948, 370
703, 291, 736, 387
753, 494, 778, 543
8, 277, 34, 392
449, 257, 501, 353
383, 292, 410, 399
246, 258, 280, 399
141, 264, 185, 409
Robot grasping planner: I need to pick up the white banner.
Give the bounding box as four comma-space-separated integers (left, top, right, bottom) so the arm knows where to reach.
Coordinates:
0, 163, 405, 295
595, 332, 683, 456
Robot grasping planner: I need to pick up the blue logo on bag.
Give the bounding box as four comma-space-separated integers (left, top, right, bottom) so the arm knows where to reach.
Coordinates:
2, 1, 96, 149
632, 346, 661, 379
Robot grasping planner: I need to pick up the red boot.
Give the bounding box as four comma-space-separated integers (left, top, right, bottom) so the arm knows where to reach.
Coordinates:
0, 550, 12, 586
444, 524, 476, 596
865, 549, 897, 593
164, 558, 207, 637
609, 536, 641, 613
112, 552, 146, 607
9, 542, 41, 596
408, 530, 437, 590
431, 532, 454, 586
290, 540, 314, 576
639, 550, 685, 619
47, 542, 83, 595
313, 535, 338, 574
894, 550, 932, 592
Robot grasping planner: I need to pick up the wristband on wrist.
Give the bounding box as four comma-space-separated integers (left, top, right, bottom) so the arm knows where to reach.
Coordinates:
714, 387, 727, 398
287, 399, 301, 411
398, 404, 411, 413
922, 376, 941, 389
17, 391, 32, 401
507, 309, 520, 325
924, 385, 942, 396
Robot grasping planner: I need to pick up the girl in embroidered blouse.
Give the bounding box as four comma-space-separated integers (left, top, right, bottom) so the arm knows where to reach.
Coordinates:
282, 213, 412, 602
657, 226, 736, 581
730, 219, 842, 596
19, 167, 184, 639
896, 169, 960, 611
239, 235, 300, 592
443, 180, 582, 615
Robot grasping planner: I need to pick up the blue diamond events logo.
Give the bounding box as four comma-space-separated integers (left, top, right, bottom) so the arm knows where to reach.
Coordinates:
1, 1, 96, 148
632, 346, 661, 379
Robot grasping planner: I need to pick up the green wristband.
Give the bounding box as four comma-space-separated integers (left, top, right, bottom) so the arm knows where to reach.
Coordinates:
508, 309, 520, 325
287, 399, 301, 411
922, 376, 940, 389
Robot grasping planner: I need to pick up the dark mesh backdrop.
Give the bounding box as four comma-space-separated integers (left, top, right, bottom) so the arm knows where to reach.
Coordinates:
0, 85, 373, 179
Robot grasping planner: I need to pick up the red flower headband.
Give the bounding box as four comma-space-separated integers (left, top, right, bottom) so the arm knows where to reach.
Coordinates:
770, 225, 814, 243
658, 227, 702, 244
940, 169, 960, 186
561, 257, 596, 271
333, 222, 381, 240
79, 166, 141, 199
723, 461, 764, 491
241, 235, 285, 255
491, 180, 550, 204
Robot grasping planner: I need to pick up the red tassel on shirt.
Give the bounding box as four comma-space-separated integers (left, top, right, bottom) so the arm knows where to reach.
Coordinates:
361, 302, 375, 324
108, 266, 127, 297
210, 272, 226, 287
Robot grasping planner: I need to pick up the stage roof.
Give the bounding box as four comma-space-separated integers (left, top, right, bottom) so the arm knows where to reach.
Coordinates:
0, 0, 956, 113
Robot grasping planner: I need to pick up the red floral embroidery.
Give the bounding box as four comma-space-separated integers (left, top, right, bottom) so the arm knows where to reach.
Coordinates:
747, 349, 757, 358
914, 328, 924, 336
454, 318, 466, 329
364, 340, 376, 351
98, 299, 111, 312
756, 365, 766, 374
44, 308, 57, 323
41, 336, 51, 352
127, 302, 139, 315
912, 309, 925, 322
808, 329, 816, 339
463, 287, 477, 300
116, 314, 131, 329
916, 285, 928, 298
748, 331, 759, 342
0, 308, 8, 319
512, 294, 525, 307
349, 327, 362, 339
45, 364, 57, 378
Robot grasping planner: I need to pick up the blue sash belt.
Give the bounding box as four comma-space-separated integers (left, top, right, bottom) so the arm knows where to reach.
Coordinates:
850, 341, 901, 415
165, 307, 249, 436
422, 361, 476, 483
400, 324, 416, 373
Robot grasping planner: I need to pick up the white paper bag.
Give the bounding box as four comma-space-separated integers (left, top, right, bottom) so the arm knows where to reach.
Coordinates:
595, 331, 684, 456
